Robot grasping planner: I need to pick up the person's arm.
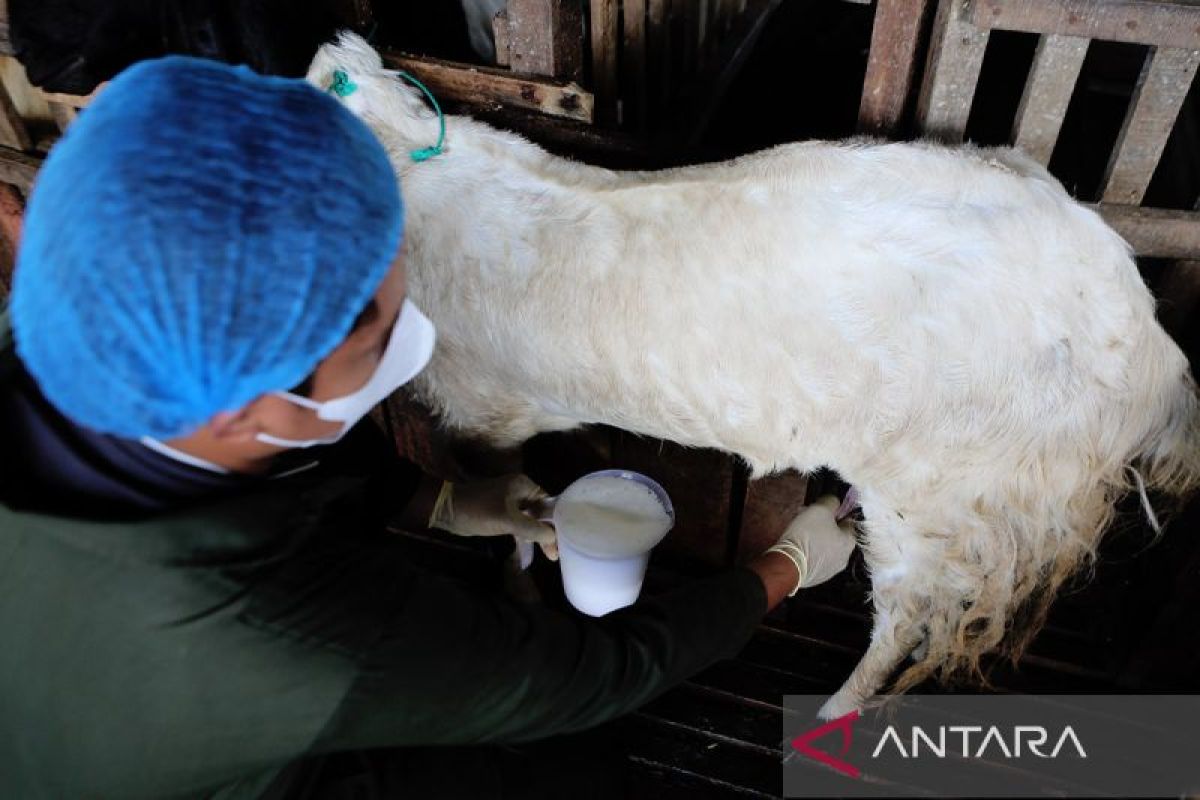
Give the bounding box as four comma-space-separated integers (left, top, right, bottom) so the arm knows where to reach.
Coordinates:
748, 550, 807, 609
312, 496, 857, 751
313, 554, 768, 750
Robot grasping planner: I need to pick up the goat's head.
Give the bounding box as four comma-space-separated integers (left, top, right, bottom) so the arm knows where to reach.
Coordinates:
306, 32, 441, 168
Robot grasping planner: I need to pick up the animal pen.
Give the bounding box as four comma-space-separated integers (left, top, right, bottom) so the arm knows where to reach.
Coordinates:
0, 0, 1198, 796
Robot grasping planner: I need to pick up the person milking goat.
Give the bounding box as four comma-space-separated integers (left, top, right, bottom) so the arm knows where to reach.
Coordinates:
0, 58, 858, 798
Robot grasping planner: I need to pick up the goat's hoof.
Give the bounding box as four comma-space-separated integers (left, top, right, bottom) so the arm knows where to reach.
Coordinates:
817, 691, 863, 721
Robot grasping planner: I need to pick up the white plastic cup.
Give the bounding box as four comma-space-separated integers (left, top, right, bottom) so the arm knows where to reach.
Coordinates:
552, 470, 675, 617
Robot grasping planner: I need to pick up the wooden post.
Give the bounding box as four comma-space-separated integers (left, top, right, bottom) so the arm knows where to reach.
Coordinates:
493, 8, 512, 67
48, 101, 77, 133
0, 146, 39, 191
623, 0, 647, 131
0, 0, 10, 57
1100, 45, 1200, 206
508, 0, 585, 80
589, 0, 619, 125
0, 78, 30, 151
1010, 34, 1089, 163
647, 0, 670, 130
916, 0, 990, 141
858, 0, 934, 135
0, 181, 21, 300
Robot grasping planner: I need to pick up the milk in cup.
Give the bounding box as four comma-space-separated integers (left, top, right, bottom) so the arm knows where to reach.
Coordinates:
553, 470, 674, 616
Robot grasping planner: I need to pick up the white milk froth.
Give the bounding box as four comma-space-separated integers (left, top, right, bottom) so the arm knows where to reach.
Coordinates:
555, 475, 673, 558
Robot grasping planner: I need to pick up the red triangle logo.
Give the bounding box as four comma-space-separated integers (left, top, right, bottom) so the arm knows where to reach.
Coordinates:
790, 710, 861, 778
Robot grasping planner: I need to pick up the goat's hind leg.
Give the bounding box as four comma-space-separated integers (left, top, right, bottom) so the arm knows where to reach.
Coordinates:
817, 578, 925, 720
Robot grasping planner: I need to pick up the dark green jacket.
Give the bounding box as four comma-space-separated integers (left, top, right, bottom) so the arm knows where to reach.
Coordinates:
0, 313, 767, 798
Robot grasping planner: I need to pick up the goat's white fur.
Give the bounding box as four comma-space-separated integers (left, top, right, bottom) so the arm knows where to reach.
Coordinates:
310, 34, 1200, 717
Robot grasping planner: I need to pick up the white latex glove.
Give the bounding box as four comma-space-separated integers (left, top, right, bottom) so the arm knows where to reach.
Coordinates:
428, 474, 559, 560
766, 495, 858, 595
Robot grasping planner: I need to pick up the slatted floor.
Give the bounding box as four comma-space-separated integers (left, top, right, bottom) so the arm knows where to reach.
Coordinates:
388, 496, 1199, 798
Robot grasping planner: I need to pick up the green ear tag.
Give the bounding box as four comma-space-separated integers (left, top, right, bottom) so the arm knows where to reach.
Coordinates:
328, 70, 358, 98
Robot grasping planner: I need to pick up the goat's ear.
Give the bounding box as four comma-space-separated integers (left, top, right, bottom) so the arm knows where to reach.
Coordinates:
305, 43, 341, 91
307, 33, 382, 112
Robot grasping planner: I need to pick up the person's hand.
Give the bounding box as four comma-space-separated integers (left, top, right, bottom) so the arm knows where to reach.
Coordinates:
428, 474, 559, 560
765, 495, 858, 595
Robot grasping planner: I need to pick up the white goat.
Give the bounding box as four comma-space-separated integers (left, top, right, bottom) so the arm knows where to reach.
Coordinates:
309, 34, 1200, 717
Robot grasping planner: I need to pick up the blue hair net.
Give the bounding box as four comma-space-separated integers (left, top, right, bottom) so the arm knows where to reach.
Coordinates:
11, 55, 403, 439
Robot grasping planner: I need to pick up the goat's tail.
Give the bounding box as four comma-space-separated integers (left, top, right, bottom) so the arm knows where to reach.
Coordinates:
1005, 371, 1200, 663
888, 363, 1200, 694
1134, 369, 1200, 502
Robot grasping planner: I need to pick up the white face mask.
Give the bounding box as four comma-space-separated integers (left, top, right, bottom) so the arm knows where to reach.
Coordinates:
256, 298, 436, 449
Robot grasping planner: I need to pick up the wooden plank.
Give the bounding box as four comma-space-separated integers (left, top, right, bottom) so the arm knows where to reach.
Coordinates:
0, 182, 20, 299
507, 0, 585, 80
47, 101, 76, 133
1011, 34, 1088, 164
0, 145, 40, 191
1092, 204, 1200, 259
382, 52, 593, 123
38, 86, 100, 109
1101, 46, 1200, 205
0, 0, 10, 57
493, 8, 511, 67
623, 0, 648, 130
0, 180, 21, 250
735, 470, 809, 563
969, 0, 1200, 51
916, 0, 990, 142
589, 0, 619, 125
647, 0, 670, 125
858, 0, 934, 135
0, 77, 29, 151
